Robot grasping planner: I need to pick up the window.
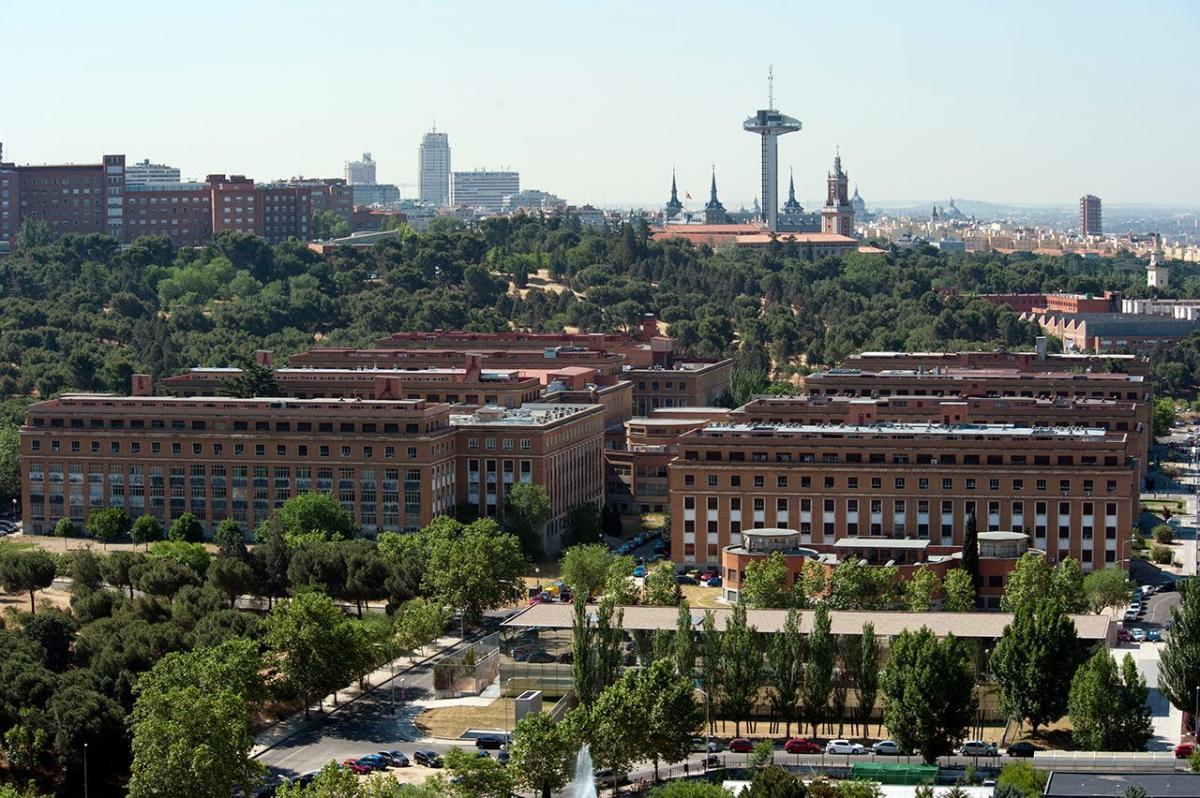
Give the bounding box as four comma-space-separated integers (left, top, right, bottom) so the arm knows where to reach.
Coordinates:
965, 479, 976, 490
707, 475, 718, 487
754, 475, 765, 488
848, 477, 858, 489
824, 476, 834, 489
942, 478, 952, 490
730, 475, 741, 487
918, 478, 929, 490
684, 474, 695, 487
777, 476, 787, 488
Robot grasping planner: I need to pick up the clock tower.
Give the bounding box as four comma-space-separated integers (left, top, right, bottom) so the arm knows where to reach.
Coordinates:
821, 150, 855, 237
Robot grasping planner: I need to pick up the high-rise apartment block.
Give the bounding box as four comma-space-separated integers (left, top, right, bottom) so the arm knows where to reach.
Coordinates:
451, 171, 519, 213
125, 159, 182, 185
344, 153, 377, 186
1080, 194, 1102, 236
418, 130, 451, 206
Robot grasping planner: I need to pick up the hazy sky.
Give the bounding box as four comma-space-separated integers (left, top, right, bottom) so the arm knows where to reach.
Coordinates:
3, 0, 1197, 208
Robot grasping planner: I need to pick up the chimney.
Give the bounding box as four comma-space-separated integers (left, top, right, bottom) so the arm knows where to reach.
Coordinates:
640, 314, 659, 341
254, 350, 274, 367
131, 374, 154, 396
464, 353, 482, 383
1035, 337, 1047, 360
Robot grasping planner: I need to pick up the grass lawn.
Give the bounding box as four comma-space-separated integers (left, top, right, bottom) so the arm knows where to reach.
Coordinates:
0, 538, 37, 554
415, 697, 517, 739
680, 584, 726, 609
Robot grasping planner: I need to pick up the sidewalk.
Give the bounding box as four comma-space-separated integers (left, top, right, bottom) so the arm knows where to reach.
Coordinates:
251, 633, 463, 758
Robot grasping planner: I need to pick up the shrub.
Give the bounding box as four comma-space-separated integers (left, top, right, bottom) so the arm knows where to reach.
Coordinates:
53, 518, 75, 538
1152, 524, 1175, 544
1151, 544, 1174, 565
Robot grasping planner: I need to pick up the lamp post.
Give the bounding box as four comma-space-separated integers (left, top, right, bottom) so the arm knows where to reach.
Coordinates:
695, 688, 711, 770
389, 637, 396, 716
535, 566, 541, 593
83, 742, 89, 798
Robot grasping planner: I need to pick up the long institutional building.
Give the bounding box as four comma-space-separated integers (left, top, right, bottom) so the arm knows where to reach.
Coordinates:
19, 334, 1150, 588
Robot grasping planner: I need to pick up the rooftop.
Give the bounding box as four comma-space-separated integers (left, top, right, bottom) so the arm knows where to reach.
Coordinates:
831, 537, 932, 550
1043, 772, 1200, 798
504, 604, 1112, 641
697, 421, 1111, 439
812, 367, 1144, 382
450, 402, 600, 427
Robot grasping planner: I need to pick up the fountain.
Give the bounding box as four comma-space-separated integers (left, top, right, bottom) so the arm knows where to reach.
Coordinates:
569, 743, 598, 798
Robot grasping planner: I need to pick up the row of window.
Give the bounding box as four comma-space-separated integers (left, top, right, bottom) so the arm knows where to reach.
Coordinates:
682, 450, 1121, 467
681, 472, 1122, 493
29, 438, 429, 459
817, 388, 1145, 401
684, 494, 1121, 519
33, 417, 434, 434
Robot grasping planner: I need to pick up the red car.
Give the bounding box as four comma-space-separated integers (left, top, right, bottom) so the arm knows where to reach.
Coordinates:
784, 738, 822, 754
1176, 742, 1196, 759
342, 759, 372, 775
729, 738, 754, 754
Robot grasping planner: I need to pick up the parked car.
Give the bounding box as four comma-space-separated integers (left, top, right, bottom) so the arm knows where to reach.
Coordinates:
1176, 743, 1196, 759
675, 575, 699, 585
341, 759, 372, 775
1123, 609, 1139, 623
707, 576, 723, 588
959, 740, 998, 757
826, 739, 866, 755
475, 735, 505, 750
728, 738, 754, 753
1147, 628, 1162, 642
413, 750, 443, 768
356, 754, 389, 770
632, 565, 647, 578
700, 570, 719, 582
526, 651, 556, 664
1007, 742, 1038, 758
1117, 627, 1132, 643
871, 740, 903, 756
1131, 627, 1147, 642
382, 750, 409, 767
784, 738, 822, 754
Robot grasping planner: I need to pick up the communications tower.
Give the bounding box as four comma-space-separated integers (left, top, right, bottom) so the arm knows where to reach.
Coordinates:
743, 67, 801, 232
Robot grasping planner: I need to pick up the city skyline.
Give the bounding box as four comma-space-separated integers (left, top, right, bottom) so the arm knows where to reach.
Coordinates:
2, 1, 1197, 208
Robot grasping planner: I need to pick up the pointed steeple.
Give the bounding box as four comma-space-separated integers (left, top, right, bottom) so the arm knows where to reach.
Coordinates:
704, 167, 727, 224
705, 168, 724, 211
783, 168, 802, 211
666, 169, 683, 214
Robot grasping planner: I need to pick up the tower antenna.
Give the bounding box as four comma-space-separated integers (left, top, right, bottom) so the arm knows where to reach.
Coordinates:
768, 64, 775, 111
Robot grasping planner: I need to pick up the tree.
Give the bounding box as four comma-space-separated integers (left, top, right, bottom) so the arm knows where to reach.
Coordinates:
213, 519, 248, 560
63, 549, 103, 593
1051, 558, 1088, 614
1000, 554, 1053, 614
1153, 398, 1176, 438
905, 564, 941, 611
742, 551, 793, 609
421, 518, 527, 626
168, 512, 205, 543
745, 765, 806, 798
1083, 568, 1133, 614
342, 543, 389, 617
0, 549, 57, 613
856, 623, 880, 739
942, 569, 976, 612
393, 598, 449, 658
1158, 580, 1200, 716
701, 610, 722, 735
130, 515, 164, 548
1152, 523, 1175, 545
508, 712, 577, 798
881, 628, 977, 764
587, 674, 641, 791
207, 557, 254, 608
801, 603, 835, 737
643, 561, 681, 606
594, 596, 625, 693
0, 424, 17, 506
87, 507, 130, 546
53, 517, 76, 539
1068, 649, 1153, 751
263, 591, 363, 719
721, 601, 764, 737
767, 608, 804, 737
133, 558, 201, 598
560, 544, 613, 600
23, 613, 73, 672
996, 761, 1048, 798
991, 599, 1082, 733
603, 554, 640, 605
250, 516, 291, 608
962, 513, 981, 591
503, 483, 552, 559
674, 600, 696, 681
275, 492, 357, 544
565, 502, 602, 547
442, 746, 513, 798
310, 209, 350, 241
15, 218, 53, 249
100, 550, 145, 598
128, 643, 264, 798
639, 659, 704, 780
826, 559, 900, 610
149, 540, 212, 576
649, 783, 733, 798
571, 595, 600, 707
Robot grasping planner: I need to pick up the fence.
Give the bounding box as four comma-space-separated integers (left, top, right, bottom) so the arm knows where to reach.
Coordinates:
1031, 751, 1179, 772
431, 632, 500, 698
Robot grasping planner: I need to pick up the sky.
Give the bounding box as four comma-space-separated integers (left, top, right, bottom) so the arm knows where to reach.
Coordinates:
2, 0, 1197, 209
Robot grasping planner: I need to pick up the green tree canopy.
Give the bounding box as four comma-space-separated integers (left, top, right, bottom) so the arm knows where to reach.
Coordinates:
130, 515, 164, 548
507, 710, 578, 798
742, 551, 793, 609
0, 549, 58, 613
263, 591, 364, 719
87, 507, 130, 546
881, 627, 977, 764
560, 543, 613, 600
273, 492, 357, 545
1158, 579, 1200, 715
1082, 568, 1133, 614
167, 512, 204, 543
942, 569, 976, 612
1068, 649, 1153, 751
420, 517, 527, 626
503, 483, 552, 559
991, 599, 1082, 733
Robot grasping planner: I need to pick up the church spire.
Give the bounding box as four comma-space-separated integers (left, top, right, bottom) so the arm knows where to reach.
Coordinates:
708, 169, 719, 206
665, 169, 683, 215
782, 168, 802, 211
704, 166, 726, 223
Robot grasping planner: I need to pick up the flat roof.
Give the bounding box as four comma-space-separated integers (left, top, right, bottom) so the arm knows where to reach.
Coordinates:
832, 537, 931, 550
813, 367, 1144, 382
1044, 772, 1200, 797
450, 402, 600, 427
46, 393, 428, 408
503, 604, 1112, 641
699, 422, 1110, 439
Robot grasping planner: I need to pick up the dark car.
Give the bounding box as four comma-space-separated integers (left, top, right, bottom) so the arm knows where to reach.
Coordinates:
356, 754, 389, 770
413, 750, 443, 768
475, 735, 505, 750
496, 750, 510, 766
1007, 742, 1038, 758
381, 750, 409, 767
729, 738, 754, 753
675, 575, 699, 585
527, 651, 556, 664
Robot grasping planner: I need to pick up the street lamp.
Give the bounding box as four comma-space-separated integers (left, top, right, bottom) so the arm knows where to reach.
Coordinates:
83, 742, 89, 798
535, 566, 541, 592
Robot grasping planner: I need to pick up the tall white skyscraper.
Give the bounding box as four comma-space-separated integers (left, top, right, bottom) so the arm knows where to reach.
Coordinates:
344, 153, 377, 185
451, 171, 519, 213
418, 129, 451, 206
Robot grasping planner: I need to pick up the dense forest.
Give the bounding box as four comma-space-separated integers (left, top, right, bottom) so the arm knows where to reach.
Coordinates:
4, 215, 1195, 403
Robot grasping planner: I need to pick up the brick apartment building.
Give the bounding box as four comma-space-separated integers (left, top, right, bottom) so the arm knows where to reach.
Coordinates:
668, 421, 1137, 577
288, 347, 628, 383
628, 358, 735, 416
19, 387, 604, 555
844, 347, 1148, 376
0, 144, 351, 249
